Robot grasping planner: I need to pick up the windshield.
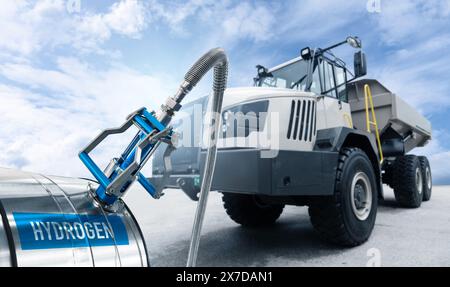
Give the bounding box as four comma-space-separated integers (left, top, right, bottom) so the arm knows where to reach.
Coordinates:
258, 59, 310, 90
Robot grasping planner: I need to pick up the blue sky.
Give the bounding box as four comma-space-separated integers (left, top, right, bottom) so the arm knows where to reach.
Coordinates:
0, 0, 449, 184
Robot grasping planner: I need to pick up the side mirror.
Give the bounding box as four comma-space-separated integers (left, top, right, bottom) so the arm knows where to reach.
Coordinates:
256, 65, 270, 78
254, 65, 272, 86
347, 36, 362, 49
300, 47, 312, 60
354, 51, 367, 78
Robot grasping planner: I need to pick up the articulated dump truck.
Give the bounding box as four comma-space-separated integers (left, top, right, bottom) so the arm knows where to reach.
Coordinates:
151, 37, 432, 246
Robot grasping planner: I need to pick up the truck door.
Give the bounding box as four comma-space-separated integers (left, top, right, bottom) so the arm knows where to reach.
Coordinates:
316, 57, 352, 130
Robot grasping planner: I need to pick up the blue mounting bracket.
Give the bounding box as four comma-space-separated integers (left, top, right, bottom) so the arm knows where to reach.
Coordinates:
79, 107, 172, 206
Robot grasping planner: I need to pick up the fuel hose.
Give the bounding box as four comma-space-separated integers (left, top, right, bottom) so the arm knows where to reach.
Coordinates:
156, 48, 228, 267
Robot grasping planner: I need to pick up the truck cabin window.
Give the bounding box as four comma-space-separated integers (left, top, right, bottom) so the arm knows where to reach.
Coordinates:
258, 59, 310, 91
257, 56, 348, 102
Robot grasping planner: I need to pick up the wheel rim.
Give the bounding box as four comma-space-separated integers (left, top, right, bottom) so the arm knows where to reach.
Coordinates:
426, 167, 431, 190
416, 167, 423, 195
350, 172, 372, 221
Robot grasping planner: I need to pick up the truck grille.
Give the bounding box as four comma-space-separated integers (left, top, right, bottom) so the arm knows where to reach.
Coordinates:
286, 99, 316, 141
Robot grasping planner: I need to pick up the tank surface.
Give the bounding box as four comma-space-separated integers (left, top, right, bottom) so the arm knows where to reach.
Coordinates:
0, 168, 149, 267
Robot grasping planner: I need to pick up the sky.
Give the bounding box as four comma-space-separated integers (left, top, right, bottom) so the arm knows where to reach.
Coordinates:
0, 0, 449, 184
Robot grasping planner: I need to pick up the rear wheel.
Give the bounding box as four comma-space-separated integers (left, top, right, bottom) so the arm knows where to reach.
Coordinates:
308, 148, 378, 246
222, 193, 284, 227
392, 155, 423, 208
418, 156, 432, 201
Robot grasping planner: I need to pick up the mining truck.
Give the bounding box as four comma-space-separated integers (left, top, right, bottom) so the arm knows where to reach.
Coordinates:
151, 37, 433, 246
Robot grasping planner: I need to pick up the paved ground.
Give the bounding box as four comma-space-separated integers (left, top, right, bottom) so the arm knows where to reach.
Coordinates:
124, 185, 450, 267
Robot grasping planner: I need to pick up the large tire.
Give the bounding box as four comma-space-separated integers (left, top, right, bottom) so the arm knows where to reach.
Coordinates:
308, 147, 378, 246
381, 160, 394, 188
222, 193, 284, 227
392, 155, 423, 208
418, 156, 432, 201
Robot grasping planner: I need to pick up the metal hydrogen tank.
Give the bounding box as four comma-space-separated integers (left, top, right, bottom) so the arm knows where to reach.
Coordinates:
0, 48, 228, 267
0, 168, 148, 267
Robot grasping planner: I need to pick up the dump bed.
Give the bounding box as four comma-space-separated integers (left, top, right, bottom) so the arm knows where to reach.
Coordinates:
347, 79, 432, 153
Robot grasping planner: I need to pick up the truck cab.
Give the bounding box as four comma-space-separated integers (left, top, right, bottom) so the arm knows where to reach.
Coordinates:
253, 46, 356, 141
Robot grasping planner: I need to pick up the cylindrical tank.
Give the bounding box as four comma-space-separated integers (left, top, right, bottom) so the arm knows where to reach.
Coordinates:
0, 168, 149, 267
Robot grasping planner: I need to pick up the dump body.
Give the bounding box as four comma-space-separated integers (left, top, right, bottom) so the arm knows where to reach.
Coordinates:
347, 79, 432, 153
0, 168, 148, 267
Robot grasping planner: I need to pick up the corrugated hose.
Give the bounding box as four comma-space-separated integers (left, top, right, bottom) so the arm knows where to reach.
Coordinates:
156, 47, 228, 267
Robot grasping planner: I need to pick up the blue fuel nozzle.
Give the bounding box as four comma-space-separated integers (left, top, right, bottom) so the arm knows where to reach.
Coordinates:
79, 107, 172, 206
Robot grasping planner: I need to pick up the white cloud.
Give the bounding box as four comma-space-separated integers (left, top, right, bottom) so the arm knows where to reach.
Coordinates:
147, 0, 276, 44
375, 0, 450, 45
275, 0, 365, 43
0, 1, 59, 55
414, 130, 450, 184
148, 0, 208, 35
0, 0, 149, 56
103, 0, 148, 38
373, 53, 450, 114
0, 83, 95, 177
220, 2, 275, 42
427, 152, 450, 184
0, 58, 177, 177
367, 1, 450, 115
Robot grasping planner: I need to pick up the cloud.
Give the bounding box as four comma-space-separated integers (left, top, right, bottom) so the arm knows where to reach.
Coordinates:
220, 2, 276, 42
373, 43, 450, 114
148, 0, 208, 35
0, 83, 94, 176
102, 0, 148, 38
0, 57, 170, 114
277, 0, 366, 42
147, 0, 276, 44
0, 1, 61, 55
0, 57, 176, 177
427, 152, 450, 185
0, 0, 149, 56
414, 130, 450, 184
374, 0, 450, 45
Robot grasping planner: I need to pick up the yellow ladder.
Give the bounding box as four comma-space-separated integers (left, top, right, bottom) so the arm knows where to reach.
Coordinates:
364, 84, 384, 163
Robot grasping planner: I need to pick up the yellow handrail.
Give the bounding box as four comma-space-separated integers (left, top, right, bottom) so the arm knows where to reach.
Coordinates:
364, 84, 384, 163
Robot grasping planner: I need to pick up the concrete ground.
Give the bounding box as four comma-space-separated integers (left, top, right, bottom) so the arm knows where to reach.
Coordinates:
124, 185, 450, 267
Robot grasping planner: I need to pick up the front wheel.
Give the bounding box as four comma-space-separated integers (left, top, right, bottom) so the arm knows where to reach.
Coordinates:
309, 147, 378, 246
222, 193, 284, 227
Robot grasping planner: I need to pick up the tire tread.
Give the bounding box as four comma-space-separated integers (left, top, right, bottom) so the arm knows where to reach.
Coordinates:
309, 147, 374, 246
418, 156, 432, 201
222, 193, 284, 227
392, 155, 422, 208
